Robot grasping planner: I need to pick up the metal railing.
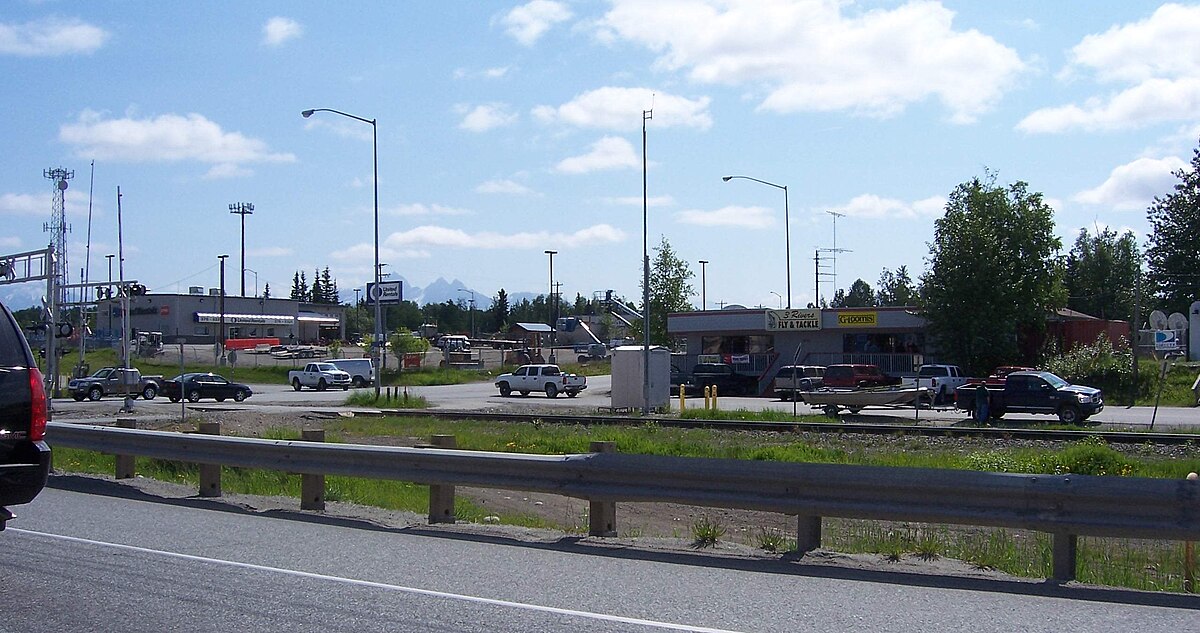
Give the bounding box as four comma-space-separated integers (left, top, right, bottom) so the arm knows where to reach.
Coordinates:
46, 421, 1199, 583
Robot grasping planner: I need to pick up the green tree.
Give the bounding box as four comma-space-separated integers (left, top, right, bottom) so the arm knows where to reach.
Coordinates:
289, 272, 307, 301
1146, 142, 1200, 315
635, 236, 694, 345
491, 288, 510, 331
262, 283, 271, 300
321, 267, 337, 304
1065, 227, 1140, 321
831, 279, 876, 307
876, 266, 918, 306
310, 268, 323, 303
921, 175, 1064, 374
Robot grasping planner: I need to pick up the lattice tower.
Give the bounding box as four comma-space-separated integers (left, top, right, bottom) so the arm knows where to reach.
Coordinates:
43, 167, 73, 307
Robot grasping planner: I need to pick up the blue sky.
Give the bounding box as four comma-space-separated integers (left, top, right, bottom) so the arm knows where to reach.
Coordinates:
2, 1, 1196, 312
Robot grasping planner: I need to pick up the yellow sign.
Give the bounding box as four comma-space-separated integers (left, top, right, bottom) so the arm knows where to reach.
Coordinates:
766, 309, 821, 331
837, 311, 877, 327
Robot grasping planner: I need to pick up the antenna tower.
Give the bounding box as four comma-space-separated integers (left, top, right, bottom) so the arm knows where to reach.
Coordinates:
813, 211, 850, 304
44, 167, 74, 307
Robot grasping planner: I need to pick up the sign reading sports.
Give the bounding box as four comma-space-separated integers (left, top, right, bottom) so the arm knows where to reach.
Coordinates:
837, 311, 877, 327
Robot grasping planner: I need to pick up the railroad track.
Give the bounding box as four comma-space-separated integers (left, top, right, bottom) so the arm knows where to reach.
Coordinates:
362, 408, 1200, 445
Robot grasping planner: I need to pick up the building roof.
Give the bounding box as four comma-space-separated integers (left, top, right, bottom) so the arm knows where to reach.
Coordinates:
511, 322, 553, 333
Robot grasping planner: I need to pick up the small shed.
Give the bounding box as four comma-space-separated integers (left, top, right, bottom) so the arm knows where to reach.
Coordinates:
611, 345, 671, 410
508, 322, 553, 349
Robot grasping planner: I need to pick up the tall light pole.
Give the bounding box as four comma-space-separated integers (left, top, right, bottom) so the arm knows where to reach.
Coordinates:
303, 107, 381, 398
105, 254, 115, 333
642, 107, 653, 415
544, 250, 557, 362
458, 288, 476, 338
218, 254, 229, 364
723, 175, 791, 308
354, 287, 362, 340
229, 202, 254, 297
698, 260, 709, 311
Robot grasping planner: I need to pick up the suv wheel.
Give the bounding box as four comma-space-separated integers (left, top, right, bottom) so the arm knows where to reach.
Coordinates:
88, 386, 103, 401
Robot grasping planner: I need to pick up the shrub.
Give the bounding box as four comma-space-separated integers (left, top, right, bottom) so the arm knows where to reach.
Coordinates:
1043, 334, 1132, 394
690, 516, 727, 548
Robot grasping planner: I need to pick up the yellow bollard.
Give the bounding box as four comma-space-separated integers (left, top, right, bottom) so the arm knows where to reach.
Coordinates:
703, 385, 711, 409
712, 384, 718, 410
679, 384, 686, 411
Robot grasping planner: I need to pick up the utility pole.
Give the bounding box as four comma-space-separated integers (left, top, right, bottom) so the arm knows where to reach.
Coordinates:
229, 202, 254, 297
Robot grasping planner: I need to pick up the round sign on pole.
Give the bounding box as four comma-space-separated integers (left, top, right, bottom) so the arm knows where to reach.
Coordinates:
370, 284, 384, 300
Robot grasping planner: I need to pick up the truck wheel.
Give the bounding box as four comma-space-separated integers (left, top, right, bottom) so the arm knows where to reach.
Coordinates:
88, 386, 103, 401
545, 383, 558, 398
73, 394, 85, 402
292, 379, 302, 391
498, 382, 512, 397
1058, 404, 1082, 425
317, 379, 327, 391
520, 390, 530, 396
567, 390, 578, 398
352, 376, 365, 388
169, 396, 180, 403
187, 390, 202, 403
989, 407, 1005, 420
822, 405, 840, 417
234, 389, 248, 402
142, 384, 158, 400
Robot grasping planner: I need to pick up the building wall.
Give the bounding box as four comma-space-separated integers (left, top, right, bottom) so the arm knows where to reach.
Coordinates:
100, 293, 344, 345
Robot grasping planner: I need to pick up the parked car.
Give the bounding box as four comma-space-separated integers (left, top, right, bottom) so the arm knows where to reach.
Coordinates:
495, 364, 586, 398
912, 364, 969, 405
773, 365, 825, 401
822, 364, 901, 389
288, 362, 352, 391
68, 366, 163, 401
327, 358, 375, 388
0, 297, 51, 529
689, 363, 760, 396
162, 373, 253, 403
954, 370, 1103, 424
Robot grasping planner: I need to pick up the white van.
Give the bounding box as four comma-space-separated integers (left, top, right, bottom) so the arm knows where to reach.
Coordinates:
327, 358, 375, 388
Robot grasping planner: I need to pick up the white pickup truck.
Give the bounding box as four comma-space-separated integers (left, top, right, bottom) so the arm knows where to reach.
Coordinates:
906, 364, 969, 405
495, 364, 586, 398
288, 362, 352, 391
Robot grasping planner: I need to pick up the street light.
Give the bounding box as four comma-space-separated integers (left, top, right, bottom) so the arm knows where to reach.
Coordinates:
698, 260, 709, 311
544, 250, 557, 363
457, 288, 476, 339
770, 291, 782, 309
303, 107, 381, 398
218, 254, 229, 364
354, 287, 362, 340
723, 175, 791, 309
229, 202, 254, 297
105, 254, 115, 334
243, 267, 259, 297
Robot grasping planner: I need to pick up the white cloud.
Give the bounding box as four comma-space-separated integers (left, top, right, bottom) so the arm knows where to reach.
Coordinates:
457, 103, 518, 132
262, 17, 303, 46
204, 163, 253, 179
555, 136, 639, 173
0, 17, 108, 56
476, 179, 534, 195
830, 194, 946, 219
382, 223, 625, 251
60, 110, 296, 167
596, 0, 1024, 124
1073, 156, 1186, 210
0, 192, 45, 216
484, 66, 511, 78
385, 203, 470, 217
1020, 4, 1200, 133
606, 195, 675, 207
500, 0, 572, 46
676, 205, 775, 229
533, 87, 711, 131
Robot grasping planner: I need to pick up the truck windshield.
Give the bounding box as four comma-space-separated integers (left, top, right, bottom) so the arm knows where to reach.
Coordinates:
1040, 372, 1069, 388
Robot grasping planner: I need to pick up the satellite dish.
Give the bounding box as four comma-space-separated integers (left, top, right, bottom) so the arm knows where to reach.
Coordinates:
1168, 312, 1189, 331
1149, 310, 1168, 330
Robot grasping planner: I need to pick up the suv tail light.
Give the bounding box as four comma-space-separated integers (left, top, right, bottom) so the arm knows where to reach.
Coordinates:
29, 366, 47, 441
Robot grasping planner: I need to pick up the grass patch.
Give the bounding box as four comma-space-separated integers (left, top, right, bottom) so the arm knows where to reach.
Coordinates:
344, 390, 430, 409
690, 515, 727, 548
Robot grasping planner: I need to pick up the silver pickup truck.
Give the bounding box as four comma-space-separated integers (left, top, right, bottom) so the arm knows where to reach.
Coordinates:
68, 367, 163, 401
495, 364, 586, 398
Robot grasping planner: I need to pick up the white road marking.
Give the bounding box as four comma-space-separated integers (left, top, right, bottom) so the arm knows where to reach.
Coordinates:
12, 528, 745, 632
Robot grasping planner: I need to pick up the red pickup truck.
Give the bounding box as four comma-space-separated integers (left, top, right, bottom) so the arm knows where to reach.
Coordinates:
823, 364, 902, 389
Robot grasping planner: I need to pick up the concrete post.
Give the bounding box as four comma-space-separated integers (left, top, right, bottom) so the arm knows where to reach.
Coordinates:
1052, 532, 1077, 582
796, 515, 822, 553
589, 441, 617, 537
115, 417, 136, 479
427, 435, 456, 524
198, 421, 221, 497
300, 429, 326, 511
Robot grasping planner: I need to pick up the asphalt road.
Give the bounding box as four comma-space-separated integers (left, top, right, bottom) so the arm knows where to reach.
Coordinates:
48, 374, 1200, 431
5, 483, 1197, 632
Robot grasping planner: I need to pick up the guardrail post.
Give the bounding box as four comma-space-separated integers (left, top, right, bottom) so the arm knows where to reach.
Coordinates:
796, 515, 822, 553
198, 422, 222, 497
1052, 532, 1077, 582
114, 418, 136, 479
589, 441, 618, 537
427, 435, 456, 524
300, 429, 326, 511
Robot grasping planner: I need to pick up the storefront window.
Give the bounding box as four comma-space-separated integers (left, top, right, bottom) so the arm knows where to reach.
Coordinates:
843, 332, 923, 354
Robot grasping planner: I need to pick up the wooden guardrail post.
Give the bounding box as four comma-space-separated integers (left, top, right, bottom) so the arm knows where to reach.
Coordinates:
114, 418, 136, 479
427, 435, 456, 524
198, 422, 222, 497
589, 441, 617, 537
1052, 532, 1078, 582
796, 515, 822, 553
300, 429, 326, 511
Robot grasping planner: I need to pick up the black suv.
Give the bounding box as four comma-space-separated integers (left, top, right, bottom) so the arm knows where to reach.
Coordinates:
0, 298, 51, 529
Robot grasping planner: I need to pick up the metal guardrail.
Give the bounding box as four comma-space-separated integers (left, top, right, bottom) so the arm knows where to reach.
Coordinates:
45, 421, 1200, 583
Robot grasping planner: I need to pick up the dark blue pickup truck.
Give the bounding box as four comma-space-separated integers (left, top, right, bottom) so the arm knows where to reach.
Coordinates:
0, 298, 51, 529
955, 370, 1103, 424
